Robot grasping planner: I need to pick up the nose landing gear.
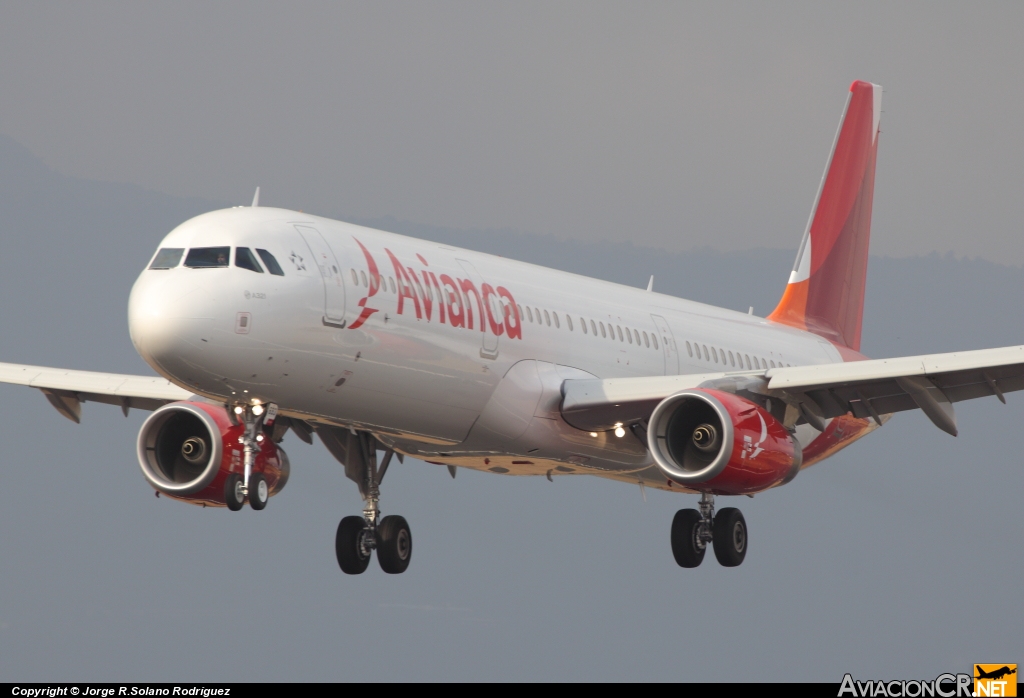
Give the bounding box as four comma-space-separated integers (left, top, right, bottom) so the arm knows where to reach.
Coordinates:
225, 403, 272, 511
670, 492, 747, 568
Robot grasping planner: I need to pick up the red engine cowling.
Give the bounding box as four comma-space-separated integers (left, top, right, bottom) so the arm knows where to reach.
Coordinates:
136, 401, 289, 507
647, 388, 801, 495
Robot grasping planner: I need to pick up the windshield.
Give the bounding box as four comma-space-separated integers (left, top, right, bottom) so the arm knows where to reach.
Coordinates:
184, 247, 230, 268
149, 248, 184, 269
256, 248, 285, 276
235, 247, 264, 273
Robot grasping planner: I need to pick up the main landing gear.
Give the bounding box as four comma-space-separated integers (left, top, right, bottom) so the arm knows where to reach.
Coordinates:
225, 403, 271, 512
671, 492, 747, 568
331, 442, 413, 575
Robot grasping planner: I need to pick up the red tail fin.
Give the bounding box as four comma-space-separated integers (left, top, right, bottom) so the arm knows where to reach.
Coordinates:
768, 81, 881, 352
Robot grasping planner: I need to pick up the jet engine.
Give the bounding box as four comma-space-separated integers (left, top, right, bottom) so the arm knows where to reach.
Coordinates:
647, 388, 801, 495
136, 401, 289, 506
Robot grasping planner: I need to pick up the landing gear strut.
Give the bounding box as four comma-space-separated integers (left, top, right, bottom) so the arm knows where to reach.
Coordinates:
326, 432, 412, 575
225, 403, 270, 511
670, 492, 747, 568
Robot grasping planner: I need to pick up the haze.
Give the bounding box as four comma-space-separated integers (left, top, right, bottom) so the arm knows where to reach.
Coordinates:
0, 2, 1021, 682
2, 3, 1024, 263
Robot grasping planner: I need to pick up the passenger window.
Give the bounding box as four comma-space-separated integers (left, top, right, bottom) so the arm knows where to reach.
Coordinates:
761, 358, 768, 370
351, 269, 358, 285
745, 354, 752, 370
711, 347, 718, 363
625, 327, 632, 344
526, 307, 534, 322
702, 345, 709, 361
553, 312, 560, 329
544, 309, 551, 326
634, 329, 641, 345
652, 335, 659, 350
644, 332, 650, 348
235, 247, 264, 273
184, 247, 230, 268
517, 304, 523, 319
256, 249, 285, 276
389, 277, 396, 293
728, 351, 735, 367
770, 360, 777, 368
591, 319, 598, 335
616, 326, 623, 341
360, 270, 368, 287
535, 308, 542, 324
581, 318, 588, 334
600, 322, 607, 338
149, 248, 184, 270
567, 316, 573, 331
686, 341, 692, 357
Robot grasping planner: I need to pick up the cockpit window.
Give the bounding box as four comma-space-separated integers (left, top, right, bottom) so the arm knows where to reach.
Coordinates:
149, 248, 184, 269
256, 248, 285, 276
235, 247, 264, 273
184, 247, 231, 268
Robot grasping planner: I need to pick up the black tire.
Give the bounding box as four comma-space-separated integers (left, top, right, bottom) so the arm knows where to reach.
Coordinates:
670, 509, 706, 568
224, 473, 244, 511
712, 507, 747, 567
377, 515, 412, 574
248, 473, 268, 510
335, 516, 371, 575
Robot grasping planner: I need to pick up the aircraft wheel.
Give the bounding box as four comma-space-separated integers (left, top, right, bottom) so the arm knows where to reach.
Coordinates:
712, 507, 747, 567
670, 509, 706, 568
377, 515, 412, 574
336, 516, 371, 575
248, 473, 268, 510
224, 473, 245, 511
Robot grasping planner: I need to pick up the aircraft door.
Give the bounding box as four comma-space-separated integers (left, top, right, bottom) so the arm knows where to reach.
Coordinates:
651, 314, 679, 375
295, 225, 346, 327
457, 259, 499, 359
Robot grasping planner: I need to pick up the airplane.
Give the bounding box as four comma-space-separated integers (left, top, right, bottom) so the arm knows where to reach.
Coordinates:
975, 667, 1017, 681
2, 80, 1022, 574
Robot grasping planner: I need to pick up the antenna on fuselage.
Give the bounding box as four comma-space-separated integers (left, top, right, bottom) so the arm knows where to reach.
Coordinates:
646, 276, 654, 292
251, 186, 260, 207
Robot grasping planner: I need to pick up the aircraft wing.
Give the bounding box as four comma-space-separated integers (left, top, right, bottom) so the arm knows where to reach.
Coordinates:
561, 345, 1024, 437
0, 361, 193, 423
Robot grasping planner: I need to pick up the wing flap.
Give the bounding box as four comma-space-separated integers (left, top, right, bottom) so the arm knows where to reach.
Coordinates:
560, 345, 1024, 436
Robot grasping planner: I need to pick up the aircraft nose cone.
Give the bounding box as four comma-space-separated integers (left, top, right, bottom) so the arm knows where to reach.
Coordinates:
128, 272, 205, 371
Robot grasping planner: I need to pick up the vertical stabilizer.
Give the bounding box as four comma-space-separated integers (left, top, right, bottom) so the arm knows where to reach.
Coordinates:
768, 81, 881, 352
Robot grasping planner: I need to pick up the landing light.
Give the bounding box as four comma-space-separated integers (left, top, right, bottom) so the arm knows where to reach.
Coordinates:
233, 406, 244, 415
614, 426, 626, 438
590, 432, 598, 438
252, 404, 264, 416
256, 434, 265, 442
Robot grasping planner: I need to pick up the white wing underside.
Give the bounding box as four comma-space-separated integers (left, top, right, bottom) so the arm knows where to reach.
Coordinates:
3, 343, 1023, 437
561, 345, 1024, 436
0, 362, 192, 423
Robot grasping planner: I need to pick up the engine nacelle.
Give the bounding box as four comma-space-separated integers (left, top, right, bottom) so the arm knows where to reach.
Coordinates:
137, 401, 289, 507
647, 388, 801, 495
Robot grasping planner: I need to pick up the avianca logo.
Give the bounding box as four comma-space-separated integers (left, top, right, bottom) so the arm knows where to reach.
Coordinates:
741, 411, 769, 460
347, 237, 523, 341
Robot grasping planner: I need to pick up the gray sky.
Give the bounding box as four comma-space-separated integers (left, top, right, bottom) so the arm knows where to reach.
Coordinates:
0, 3, 1022, 682
2, 2, 1024, 263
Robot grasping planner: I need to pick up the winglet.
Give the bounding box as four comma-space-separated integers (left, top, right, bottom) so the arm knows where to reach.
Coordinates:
768, 81, 882, 352
251, 186, 260, 207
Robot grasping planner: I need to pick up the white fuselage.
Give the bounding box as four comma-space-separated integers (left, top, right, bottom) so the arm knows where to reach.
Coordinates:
128, 207, 855, 488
